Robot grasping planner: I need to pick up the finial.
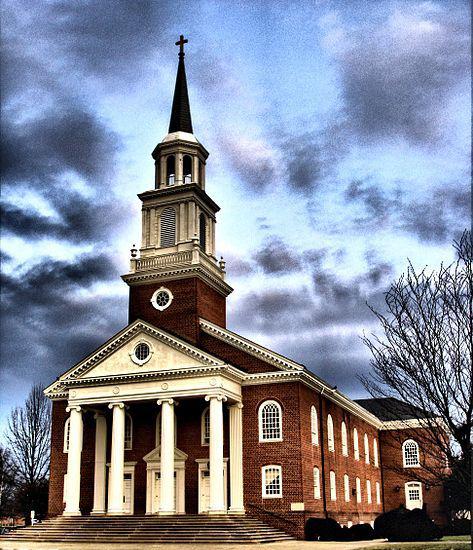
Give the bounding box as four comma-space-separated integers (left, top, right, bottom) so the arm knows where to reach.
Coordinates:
219, 256, 226, 271
175, 34, 188, 57
130, 244, 137, 258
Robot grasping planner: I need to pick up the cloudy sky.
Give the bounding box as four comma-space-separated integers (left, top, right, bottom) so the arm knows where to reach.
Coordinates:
1, 0, 470, 427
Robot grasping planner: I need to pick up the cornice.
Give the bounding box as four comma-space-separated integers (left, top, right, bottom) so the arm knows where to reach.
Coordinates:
380, 418, 441, 431
138, 184, 219, 213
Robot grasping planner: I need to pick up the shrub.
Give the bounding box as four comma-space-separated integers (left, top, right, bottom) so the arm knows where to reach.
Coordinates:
305, 518, 342, 541
349, 523, 375, 541
374, 507, 441, 542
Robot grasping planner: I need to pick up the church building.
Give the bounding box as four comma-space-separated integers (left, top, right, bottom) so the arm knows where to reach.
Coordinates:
44, 37, 445, 540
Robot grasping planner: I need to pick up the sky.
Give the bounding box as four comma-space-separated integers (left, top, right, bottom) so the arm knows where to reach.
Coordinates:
0, 0, 470, 430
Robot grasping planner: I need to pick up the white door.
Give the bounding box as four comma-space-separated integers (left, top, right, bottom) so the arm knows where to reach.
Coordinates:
153, 471, 177, 513
405, 482, 423, 510
199, 470, 210, 513
123, 474, 132, 514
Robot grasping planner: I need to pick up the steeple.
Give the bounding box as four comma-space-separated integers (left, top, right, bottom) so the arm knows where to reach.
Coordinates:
168, 35, 193, 134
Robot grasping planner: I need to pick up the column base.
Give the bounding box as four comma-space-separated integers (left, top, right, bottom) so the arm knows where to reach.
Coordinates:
158, 510, 176, 516
106, 510, 125, 515
63, 511, 81, 517
208, 509, 227, 515
228, 507, 245, 514
90, 510, 106, 515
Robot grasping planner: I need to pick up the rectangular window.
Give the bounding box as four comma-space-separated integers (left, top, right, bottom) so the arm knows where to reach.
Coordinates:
344, 474, 350, 502
262, 466, 282, 498
356, 477, 361, 503
376, 481, 381, 505
329, 471, 337, 501
366, 479, 372, 504
313, 467, 321, 499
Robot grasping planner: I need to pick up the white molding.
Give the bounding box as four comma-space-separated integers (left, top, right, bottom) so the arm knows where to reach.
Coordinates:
150, 287, 173, 311
381, 418, 438, 430
258, 400, 283, 443
129, 339, 154, 366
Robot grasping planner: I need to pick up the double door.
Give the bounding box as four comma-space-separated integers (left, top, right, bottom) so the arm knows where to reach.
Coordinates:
153, 471, 177, 513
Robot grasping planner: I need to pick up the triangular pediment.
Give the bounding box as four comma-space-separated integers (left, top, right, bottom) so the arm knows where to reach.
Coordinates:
143, 446, 188, 463
49, 319, 225, 387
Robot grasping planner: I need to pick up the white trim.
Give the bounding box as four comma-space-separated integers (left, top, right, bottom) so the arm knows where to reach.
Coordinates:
130, 340, 153, 366
258, 400, 283, 442
380, 418, 437, 430
402, 439, 420, 468
150, 287, 174, 311
261, 465, 282, 499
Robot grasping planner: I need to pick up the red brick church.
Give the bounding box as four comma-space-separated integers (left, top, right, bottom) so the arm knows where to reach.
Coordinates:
44, 37, 445, 540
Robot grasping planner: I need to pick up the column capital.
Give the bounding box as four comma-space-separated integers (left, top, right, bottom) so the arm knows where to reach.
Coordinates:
205, 393, 227, 403
229, 402, 243, 410
108, 402, 125, 410
157, 398, 178, 406
66, 405, 82, 413
93, 411, 106, 420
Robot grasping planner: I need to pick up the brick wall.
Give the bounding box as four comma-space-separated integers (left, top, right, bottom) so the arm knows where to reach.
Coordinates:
48, 401, 68, 517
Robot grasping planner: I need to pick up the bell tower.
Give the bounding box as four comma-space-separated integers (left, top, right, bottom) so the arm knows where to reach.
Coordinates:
122, 36, 232, 344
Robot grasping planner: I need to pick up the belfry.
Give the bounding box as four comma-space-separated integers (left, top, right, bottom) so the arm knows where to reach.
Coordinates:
39, 37, 445, 542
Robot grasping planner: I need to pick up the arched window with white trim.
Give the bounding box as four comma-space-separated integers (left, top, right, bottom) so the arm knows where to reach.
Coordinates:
353, 428, 359, 460
344, 474, 350, 502
183, 154, 192, 183
262, 465, 282, 498
327, 414, 334, 452
403, 439, 420, 467
366, 479, 372, 503
373, 438, 379, 467
313, 467, 321, 499
364, 433, 370, 464
160, 207, 176, 248
310, 406, 318, 445
125, 413, 133, 450
329, 470, 337, 501
259, 400, 282, 442
341, 421, 348, 456
201, 407, 210, 446
63, 418, 70, 453
356, 477, 361, 503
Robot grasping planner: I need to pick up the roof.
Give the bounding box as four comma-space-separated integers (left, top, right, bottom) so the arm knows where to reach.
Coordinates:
355, 397, 434, 421
168, 50, 193, 134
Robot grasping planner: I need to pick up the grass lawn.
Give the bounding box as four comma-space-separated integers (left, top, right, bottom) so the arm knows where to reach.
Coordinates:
360, 537, 471, 550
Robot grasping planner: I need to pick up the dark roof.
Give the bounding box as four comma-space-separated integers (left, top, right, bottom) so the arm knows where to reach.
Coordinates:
168, 51, 193, 134
354, 397, 434, 421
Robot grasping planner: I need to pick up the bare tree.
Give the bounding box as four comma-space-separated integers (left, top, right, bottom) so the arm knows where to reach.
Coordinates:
361, 230, 472, 505
0, 446, 17, 516
5, 384, 51, 519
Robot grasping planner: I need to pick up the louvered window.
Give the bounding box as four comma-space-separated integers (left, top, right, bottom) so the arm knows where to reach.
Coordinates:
160, 208, 176, 247
183, 155, 192, 183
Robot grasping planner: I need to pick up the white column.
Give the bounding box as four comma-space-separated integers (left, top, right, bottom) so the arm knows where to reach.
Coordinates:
63, 405, 83, 516
107, 402, 125, 515
188, 201, 196, 240
193, 156, 199, 184
229, 402, 245, 513
158, 398, 176, 514
206, 394, 227, 514
91, 413, 107, 514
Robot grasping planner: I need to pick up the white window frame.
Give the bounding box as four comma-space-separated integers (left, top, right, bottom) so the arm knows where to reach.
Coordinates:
329, 470, 337, 501
376, 481, 381, 505
373, 438, 379, 467
310, 406, 319, 446
150, 286, 173, 312
402, 439, 420, 468
313, 467, 321, 499
327, 414, 335, 452
364, 433, 370, 464
262, 465, 282, 498
366, 479, 372, 503
405, 481, 423, 510
258, 400, 282, 442
63, 418, 70, 453
201, 407, 210, 446
125, 413, 133, 450
353, 428, 359, 460
344, 474, 350, 502
130, 339, 153, 366
356, 477, 361, 503
341, 421, 348, 456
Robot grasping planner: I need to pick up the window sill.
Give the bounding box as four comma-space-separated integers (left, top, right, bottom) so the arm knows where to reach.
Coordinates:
259, 438, 283, 443
262, 495, 283, 499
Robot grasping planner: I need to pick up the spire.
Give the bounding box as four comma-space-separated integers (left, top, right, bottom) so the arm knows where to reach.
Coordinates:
168, 35, 193, 134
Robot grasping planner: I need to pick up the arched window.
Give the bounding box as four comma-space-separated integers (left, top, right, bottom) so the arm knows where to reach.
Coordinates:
63, 418, 70, 453
259, 400, 282, 442
353, 428, 359, 460
403, 439, 420, 467
329, 470, 337, 501
376, 481, 381, 504
201, 407, 210, 446
310, 406, 318, 445
262, 465, 282, 498
405, 481, 423, 510
366, 479, 372, 503
344, 474, 350, 502
327, 414, 334, 452
199, 213, 206, 251
160, 207, 176, 248
183, 155, 192, 183
364, 433, 370, 464
125, 413, 133, 450
341, 421, 348, 456
155, 412, 177, 447
373, 438, 379, 467
166, 155, 175, 185
313, 467, 321, 499
356, 477, 361, 503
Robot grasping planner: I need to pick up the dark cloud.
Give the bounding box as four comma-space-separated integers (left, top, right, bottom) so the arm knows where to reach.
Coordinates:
253, 235, 302, 275
336, 4, 469, 145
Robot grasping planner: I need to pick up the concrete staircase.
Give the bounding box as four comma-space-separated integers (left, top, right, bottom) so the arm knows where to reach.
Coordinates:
1, 514, 294, 544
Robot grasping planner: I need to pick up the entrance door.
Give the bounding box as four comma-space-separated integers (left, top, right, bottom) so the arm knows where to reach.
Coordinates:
123, 473, 132, 514
198, 464, 227, 513
153, 471, 177, 513
405, 482, 423, 510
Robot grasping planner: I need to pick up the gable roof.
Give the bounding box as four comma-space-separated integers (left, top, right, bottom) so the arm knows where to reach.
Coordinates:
355, 397, 434, 421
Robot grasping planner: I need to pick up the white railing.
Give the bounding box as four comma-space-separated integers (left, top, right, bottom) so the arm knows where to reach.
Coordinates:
135, 250, 192, 271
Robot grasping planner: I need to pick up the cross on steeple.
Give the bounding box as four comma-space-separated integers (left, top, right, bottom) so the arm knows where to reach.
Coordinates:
175, 34, 188, 57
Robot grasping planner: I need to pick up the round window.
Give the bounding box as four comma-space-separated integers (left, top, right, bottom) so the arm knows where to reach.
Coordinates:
134, 343, 150, 361
151, 287, 173, 311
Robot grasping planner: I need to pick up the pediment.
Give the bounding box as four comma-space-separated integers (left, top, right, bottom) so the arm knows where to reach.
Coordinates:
143, 446, 188, 463
56, 319, 225, 383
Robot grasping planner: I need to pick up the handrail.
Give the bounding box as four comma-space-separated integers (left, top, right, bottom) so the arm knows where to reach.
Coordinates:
246, 502, 299, 527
